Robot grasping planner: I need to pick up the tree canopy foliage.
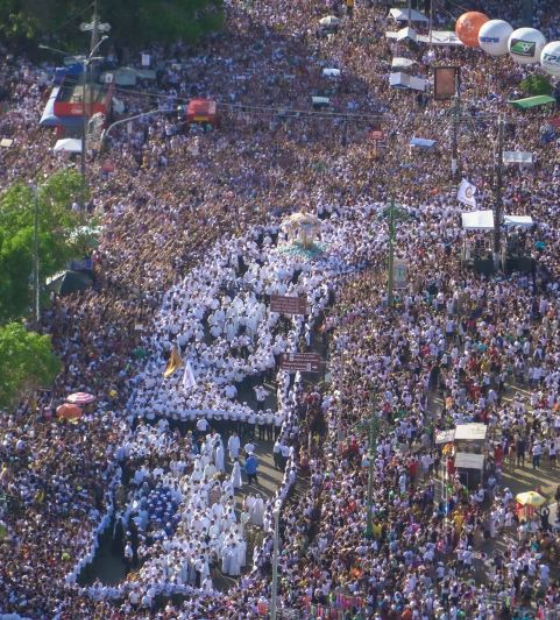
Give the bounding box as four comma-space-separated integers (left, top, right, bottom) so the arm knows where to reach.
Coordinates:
520, 74, 554, 97
0, 322, 61, 410
0, 169, 89, 322
0, 0, 223, 50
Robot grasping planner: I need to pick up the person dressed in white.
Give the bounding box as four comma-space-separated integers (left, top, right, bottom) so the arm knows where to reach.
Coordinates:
227, 432, 241, 461
231, 459, 243, 489
215, 441, 225, 473
250, 494, 264, 526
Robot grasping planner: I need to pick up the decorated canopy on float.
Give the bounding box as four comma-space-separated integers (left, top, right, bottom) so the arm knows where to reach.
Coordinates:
282, 213, 322, 249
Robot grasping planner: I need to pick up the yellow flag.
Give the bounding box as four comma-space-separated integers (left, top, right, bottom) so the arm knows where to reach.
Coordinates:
163, 346, 184, 378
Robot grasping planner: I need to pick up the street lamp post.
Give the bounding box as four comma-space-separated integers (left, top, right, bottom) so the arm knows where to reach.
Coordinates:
99, 108, 163, 151
365, 403, 379, 539
493, 115, 505, 260
270, 503, 281, 620
31, 185, 40, 328
387, 198, 396, 308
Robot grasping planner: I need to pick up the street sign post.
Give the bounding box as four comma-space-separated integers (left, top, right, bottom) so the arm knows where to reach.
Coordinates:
280, 353, 322, 373
270, 295, 308, 315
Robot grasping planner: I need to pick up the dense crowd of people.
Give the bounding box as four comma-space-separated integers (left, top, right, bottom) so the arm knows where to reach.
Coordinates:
2, 0, 560, 618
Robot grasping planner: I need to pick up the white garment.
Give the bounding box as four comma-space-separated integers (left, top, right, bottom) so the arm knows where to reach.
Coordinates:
250, 496, 264, 526
231, 462, 243, 489
228, 434, 241, 459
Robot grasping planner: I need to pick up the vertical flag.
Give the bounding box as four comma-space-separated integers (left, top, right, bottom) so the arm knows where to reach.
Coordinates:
182, 359, 197, 391
457, 178, 478, 209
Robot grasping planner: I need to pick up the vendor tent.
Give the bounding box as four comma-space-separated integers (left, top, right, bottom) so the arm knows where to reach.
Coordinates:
53, 138, 83, 154
461, 210, 494, 230
387, 30, 463, 46
322, 68, 341, 77
396, 27, 418, 43
508, 95, 556, 110
410, 137, 437, 149
391, 57, 417, 69
504, 215, 534, 227
389, 7, 429, 23
454, 423, 488, 442
390, 72, 426, 91
455, 452, 485, 489
46, 270, 93, 295
503, 151, 533, 165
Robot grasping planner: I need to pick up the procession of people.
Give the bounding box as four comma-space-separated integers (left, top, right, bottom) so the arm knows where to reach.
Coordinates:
2, 0, 560, 618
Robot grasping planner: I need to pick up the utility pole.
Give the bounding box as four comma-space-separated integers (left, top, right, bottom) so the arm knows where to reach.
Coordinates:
78, 0, 110, 184
451, 97, 460, 180
387, 197, 396, 308
494, 115, 504, 260
270, 506, 280, 620
32, 184, 40, 329
365, 400, 379, 539
90, 0, 100, 53
81, 58, 88, 182
407, 0, 412, 28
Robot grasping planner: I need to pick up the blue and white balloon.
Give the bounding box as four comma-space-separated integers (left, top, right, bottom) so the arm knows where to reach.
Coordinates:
478, 20, 513, 57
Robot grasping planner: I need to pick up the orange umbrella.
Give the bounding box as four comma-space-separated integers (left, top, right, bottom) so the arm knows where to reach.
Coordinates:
56, 403, 83, 420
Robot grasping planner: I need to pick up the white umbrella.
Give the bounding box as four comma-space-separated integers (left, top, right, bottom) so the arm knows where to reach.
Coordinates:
53, 138, 83, 154
319, 16, 340, 27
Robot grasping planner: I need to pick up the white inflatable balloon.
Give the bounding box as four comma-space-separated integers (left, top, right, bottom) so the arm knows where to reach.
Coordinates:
478, 20, 513, 56
508, 28, 547, 65
541, 41, 560, 76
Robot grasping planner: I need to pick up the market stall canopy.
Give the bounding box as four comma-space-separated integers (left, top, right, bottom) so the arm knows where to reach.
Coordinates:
389, 7, 429, 23
319, 15, 340, 27
516, 491, 546, 507
508, 95, 556, 110
390, 72, 426, 91
454, 423, 488, 441
46, 270, 93, 295
56, 403, 83, 420
410, 137, 437, 149
67, 392, 96, 405
461, 210, 494, 230
386, 30, 462, 45
454, 453, 485, 470
503, 151, 533, 165
504, 215, 534, 227
101, 67, 157, 87
53, 138, 83, 154
396, 27, 418, 43
322, 68, 341, 77
391, 57, 417, 69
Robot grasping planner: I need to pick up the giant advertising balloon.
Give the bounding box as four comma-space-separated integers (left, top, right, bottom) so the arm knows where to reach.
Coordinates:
478, 19, 514, 56
508, 28, 547, 65
455, 12, 489, 48
541, 41, 560, 76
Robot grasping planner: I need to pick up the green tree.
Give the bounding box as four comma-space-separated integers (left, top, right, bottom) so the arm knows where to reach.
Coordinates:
0, 322, 61, 410
520, 74, 553, 97
0, 169, 89, 322
0, 0, 40, 48
0, 0, 223, 49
